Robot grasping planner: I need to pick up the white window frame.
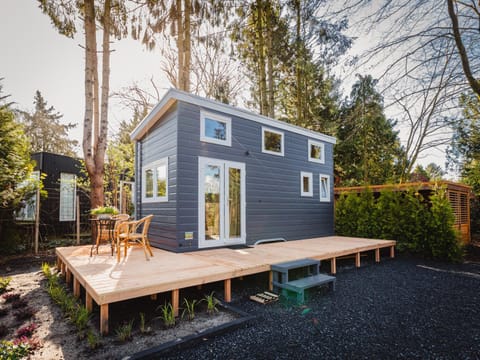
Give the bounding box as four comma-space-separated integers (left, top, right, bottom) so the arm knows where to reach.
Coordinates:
142, 158, 169, 203
319, 174, 331, 202
262, 127, 284, 156
300, 172, 313, 197
200, 110, 232, 146
308, 139, 325, 164
59, 173, 76, 221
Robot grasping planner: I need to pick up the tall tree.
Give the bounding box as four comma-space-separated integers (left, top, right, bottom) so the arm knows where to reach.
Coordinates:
447, 93, 480, 193
18, 91, 78, 156
39, 0, 127, 207
0, 82, 34, 243
232, 0, 291, 117
132, 0, 228, 92
335, 75, 403, 186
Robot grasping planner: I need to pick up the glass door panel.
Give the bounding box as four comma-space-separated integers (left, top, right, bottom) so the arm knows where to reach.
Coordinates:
227, 167, 241, 239
204, 165, 221, 241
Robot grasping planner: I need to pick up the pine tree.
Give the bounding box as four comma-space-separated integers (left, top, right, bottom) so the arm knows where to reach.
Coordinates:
19, 91, 78, 156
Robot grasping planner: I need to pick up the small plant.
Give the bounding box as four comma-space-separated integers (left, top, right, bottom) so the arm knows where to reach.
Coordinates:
2, 293, 20, 303
0, 277, 11, 295
157, 302, 176, 328
0, 324, 8, 338
86, 330, 101, 349
90, 206, 119, 216
11, 298, 27, 309
14, 306, 36, 321
182, 298, 198, 321
115, 320, 134, 342
203, 292, 219, 315
139, 312, 151, 334
72, 306, 90, 332
0, 340, 30, 359
13, 336, 41, 351
15, 323, 37, 338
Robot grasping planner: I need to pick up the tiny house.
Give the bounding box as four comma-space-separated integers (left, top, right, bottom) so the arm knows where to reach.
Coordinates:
131, 89, 336, 252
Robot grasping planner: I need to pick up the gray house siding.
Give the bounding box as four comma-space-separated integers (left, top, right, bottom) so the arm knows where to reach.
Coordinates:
136, 105, 178, 250
175, 101, 334, 248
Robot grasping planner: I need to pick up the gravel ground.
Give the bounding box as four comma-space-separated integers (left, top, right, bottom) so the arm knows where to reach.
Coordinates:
160, 253, 480, 360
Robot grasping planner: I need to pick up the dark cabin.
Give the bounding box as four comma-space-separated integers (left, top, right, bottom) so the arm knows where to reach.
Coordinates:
131, 89, 336, 252
16, 152, 90, 240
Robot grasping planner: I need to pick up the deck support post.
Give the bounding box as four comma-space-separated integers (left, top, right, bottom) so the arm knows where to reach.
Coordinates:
375, 248, 380, 263
268, 271, 273, 291
100, 304, 108, 335
66, 268, 72, 285
73, 277, 80, 298
224, 279, 232, 303
60, 262, 65, 276
390, 245, 395, 258
86, 293, 93, 312
56, 257, 61, 271
150, 294, 157, 301
172, 289, 179, 317
355, 253, 361, 268
330, 257, 336, 274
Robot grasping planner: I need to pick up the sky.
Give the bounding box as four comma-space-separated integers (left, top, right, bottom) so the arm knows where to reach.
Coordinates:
0, 0, 168, 150
0, 0, 448, 172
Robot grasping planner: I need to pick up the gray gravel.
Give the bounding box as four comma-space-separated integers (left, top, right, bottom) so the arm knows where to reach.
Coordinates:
160, 254, 480, 360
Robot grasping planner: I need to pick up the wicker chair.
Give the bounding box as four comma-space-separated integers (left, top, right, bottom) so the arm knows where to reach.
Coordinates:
116, 215, 154, 262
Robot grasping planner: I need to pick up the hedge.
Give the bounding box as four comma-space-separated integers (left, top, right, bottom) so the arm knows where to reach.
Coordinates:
335, 186, 464, 262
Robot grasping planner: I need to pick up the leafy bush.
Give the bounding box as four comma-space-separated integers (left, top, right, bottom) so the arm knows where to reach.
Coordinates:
335, 186, 464, 262
0, 340, 30, 360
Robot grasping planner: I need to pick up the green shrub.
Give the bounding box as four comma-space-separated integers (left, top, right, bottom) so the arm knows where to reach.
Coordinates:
335, 186, 464, 262
203, 292, 219, 315
0, 340, 30, 360
182, 298, 198, 321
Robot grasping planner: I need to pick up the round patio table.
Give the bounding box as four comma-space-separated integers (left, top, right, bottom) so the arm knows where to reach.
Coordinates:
90, 217, 116, 257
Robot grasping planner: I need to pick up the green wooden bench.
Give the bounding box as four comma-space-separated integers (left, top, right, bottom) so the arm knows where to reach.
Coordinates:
271, 258, 336, 304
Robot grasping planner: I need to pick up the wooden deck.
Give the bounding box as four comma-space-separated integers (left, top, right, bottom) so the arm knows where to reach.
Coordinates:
55, 236, 396, 334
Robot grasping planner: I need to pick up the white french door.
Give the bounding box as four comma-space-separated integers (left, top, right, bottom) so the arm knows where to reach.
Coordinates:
198, 157, 246, 248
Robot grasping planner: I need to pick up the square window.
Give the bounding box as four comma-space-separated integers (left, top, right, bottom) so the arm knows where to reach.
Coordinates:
320, 174, 330, 202
301, 172, 313, 197
308, 140, 325, 163
142, 158, 168, 202
200, 111, 231, 146
262, 127, 284, 156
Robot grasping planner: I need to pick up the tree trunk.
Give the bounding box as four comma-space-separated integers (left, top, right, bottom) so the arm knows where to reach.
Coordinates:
83, 0, 97, 208
255, 1, 268, 116
265, 3, 275, 118
176, 0, 184, 90
183, 0, 191, 92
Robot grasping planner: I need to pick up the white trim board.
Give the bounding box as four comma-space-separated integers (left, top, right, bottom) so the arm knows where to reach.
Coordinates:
131, 88, 336, 144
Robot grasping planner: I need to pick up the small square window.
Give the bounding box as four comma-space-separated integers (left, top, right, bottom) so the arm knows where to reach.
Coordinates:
320, 174, 330, 202
308, 140, 325, 163
262, 127, 284, 156
142, 158, 168, 202
301, 172, 313, 197
200, 111, 231, 146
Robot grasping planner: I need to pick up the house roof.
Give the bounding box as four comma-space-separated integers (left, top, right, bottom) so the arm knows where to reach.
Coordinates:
130, 88, 337, 144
